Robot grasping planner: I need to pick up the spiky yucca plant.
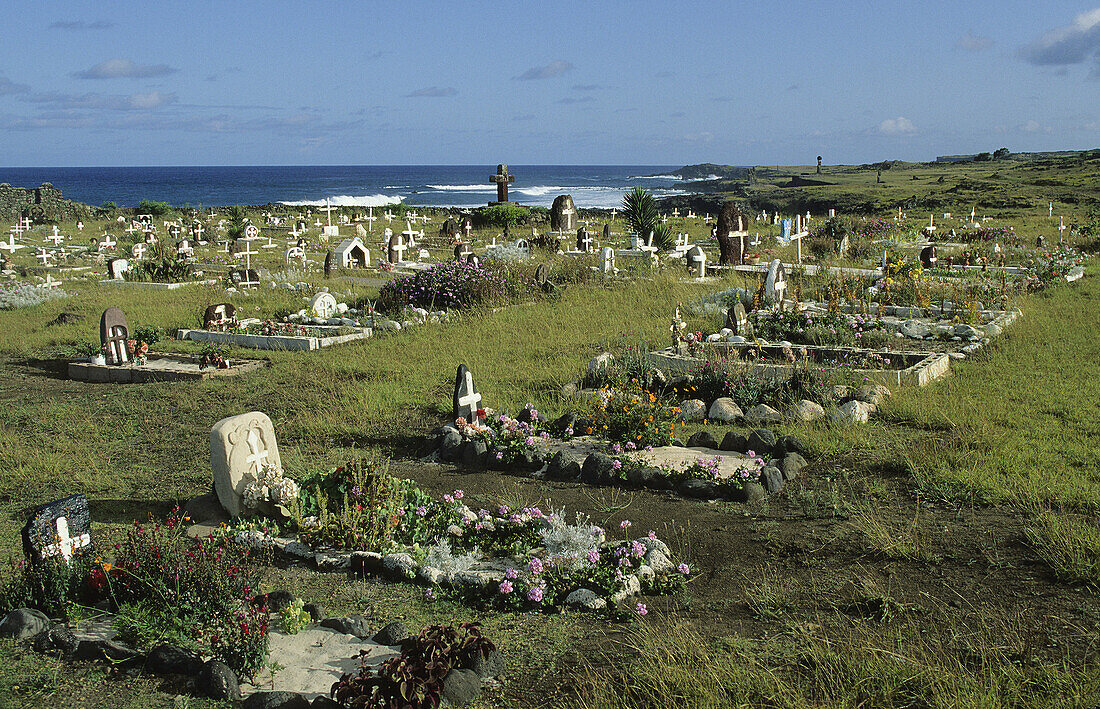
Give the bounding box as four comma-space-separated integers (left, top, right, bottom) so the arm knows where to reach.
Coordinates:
622, 187, 673, 251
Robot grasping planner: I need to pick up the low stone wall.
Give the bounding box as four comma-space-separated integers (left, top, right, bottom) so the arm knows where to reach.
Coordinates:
0, 182, 94, 222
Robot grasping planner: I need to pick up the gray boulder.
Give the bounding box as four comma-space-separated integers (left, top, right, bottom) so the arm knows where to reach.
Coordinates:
0, 608, 49, 639
197, 660, 240, 700
679, 399, 707, 421
829, 400, 873, 425
373, 622, 409, 646
686, 431, 719, 449
761, 466, 784, 494
580, 452, 615, 485
242, 692, 311, 709
786, 399, 825, 422
744, 404, 782, 425
720, 432, 748, 452
780, 453, 808, 481
746, 429, 778, 456
565, 588, 607, 610
442, 668, 482, 706
382, 553, 418, 579
707, 397, 743, 422
320, 616, 371, 638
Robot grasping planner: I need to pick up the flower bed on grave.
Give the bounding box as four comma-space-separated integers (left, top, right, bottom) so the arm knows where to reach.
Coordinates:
426, 400, 810, 501
177, 318, 369, 351
0, 514, 506, 706
224, 457, 691, 615
0, 281, 69, 309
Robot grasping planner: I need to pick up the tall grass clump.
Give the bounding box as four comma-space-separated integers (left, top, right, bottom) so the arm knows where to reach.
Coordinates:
1025, 510, 1100, 587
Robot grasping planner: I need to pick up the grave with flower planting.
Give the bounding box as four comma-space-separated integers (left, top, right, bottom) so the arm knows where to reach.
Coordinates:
427, 364, 810, 500
68, 307, 265, 382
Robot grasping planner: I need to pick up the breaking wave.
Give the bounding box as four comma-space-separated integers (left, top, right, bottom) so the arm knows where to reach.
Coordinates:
279, 194, 403, 207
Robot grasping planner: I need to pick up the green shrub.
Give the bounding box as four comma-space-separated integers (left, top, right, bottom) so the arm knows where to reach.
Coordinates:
476, 203, 530, 227
137, 199, 174, 217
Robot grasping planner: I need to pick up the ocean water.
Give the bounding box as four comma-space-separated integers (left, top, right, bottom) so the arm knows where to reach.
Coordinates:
0, 165, 685, 210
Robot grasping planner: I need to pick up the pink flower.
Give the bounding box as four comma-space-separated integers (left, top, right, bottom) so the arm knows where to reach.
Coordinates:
499, 505, 510, 515
528, 558, 544, 574
453, 489, 464, 499
678, 563, 691, 575
586, 550, 601, 565
611, 459, 622, 470
635, 603, 648, 616
632, 541, 646, 558
620, 519, 632, 529
527, 586, 543, 602
499, 580, 513, 594
505, 567, 518, 579
648, 530, 657, 540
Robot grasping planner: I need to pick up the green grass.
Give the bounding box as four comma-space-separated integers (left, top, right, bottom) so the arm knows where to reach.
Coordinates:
1025, 511, 1100, 587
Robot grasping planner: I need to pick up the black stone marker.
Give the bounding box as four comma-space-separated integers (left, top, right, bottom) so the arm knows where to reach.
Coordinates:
22, 494, 94, 565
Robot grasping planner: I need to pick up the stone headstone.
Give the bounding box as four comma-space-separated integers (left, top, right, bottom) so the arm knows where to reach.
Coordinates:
107, 258, 129, 279
210, 411, 282, 518
576, 227, 592, 252
534, 263, 550, 288
919, 244, 937, 270
453, 242, 472, 261
309, 292, 338, 319
779, 219, 791, 241
465, 252, 480, 268
600, 246, 615, 274
715, 202, 748, 264
452, 364, 483, 421
603, 223, 610, 240
237, 269, 260, 288
726, 303, 748, 334
100, 307, 131, 365
439, 218, 459, 239
22, 494, 93, 565
764, 259, 787, 308
203, 303, 236, 330
686, 245, 707, 277
550, 195, 578, 232
324, 249, 335, 277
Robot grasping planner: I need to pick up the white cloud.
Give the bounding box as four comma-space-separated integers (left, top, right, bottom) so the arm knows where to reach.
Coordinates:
1020, 119, 1052, 133
1020, 8, 1100, 75
877, 116, 917, 135
514, 61, 573, 80
73, 58, 177, 79
956, 32, 993, 51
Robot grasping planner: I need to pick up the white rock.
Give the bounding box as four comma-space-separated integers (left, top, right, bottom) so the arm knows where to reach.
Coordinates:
679, 399, 707, 421
382, 553, 418, 578
727, 335, 747, 343
611, 574, 642, 603
705, 333, 722, 343
707, 397, 743, 422
829, 400, 872, 425
900, 319, 930, 339
787, 399, 826, 422
336, 302, 349, 314
642, 548, 674, 574
719, 328, 732, 337
744, 404, 782, 425
588, 352, 614, 374
565, 588, 607, 610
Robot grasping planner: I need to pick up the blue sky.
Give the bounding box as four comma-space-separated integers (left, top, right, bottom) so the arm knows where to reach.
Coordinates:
0, 0, 1098, 166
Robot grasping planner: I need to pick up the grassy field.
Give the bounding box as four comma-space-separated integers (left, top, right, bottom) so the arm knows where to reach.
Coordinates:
0, 153, 1098, 708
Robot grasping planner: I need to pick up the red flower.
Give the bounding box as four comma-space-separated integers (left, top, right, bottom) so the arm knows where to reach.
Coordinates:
475, 408, 487, 420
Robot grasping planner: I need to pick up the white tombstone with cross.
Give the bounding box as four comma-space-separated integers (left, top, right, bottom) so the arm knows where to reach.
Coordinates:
388, 231, 408, 263
285, 246, 305, 263
601, 246, 616, 274
514, 238, 530, 256
765, 259, 788, 309
309, 292, 339, 319
453, 364, 483, 421
686, 245, 707, 277
210, 411, 283, 518
131, 243, 146, 260
98, 234, 117, 251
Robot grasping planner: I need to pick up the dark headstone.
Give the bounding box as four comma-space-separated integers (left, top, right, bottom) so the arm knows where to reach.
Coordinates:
453, 364, 482, 421
550, 195, 578, 232
22, 494, 93, 565
440, 218, 460, 239
453, 242, 472, 261
603, 223, 610, 240
237, 269, 260, 288
465, 252, 480, 268
576, 227, 591, 252
715, 202, 749, 265
919, 244, 937, 270
323, 249, 335, 277
372, 622, 409, 646
534, 262, 550, 286
725, 303, 748, 334
202, 303, 236, 330
100, 307, 130, 365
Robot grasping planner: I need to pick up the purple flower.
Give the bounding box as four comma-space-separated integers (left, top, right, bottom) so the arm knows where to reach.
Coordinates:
648, 530, 657, 541
443, 494, 454, 504
625, 441, 636, 451
495, 451, 504, 460
527, 586, 544, 602
416, 506, 427, 517
586, 550, 600, 565
611, 459, 622, 470
635, 603, 648, 616
611, 443, 622, 454
528, 558, 544, 574
631, 541, 646, 558
499, 505, 510, 515
498, 580, 513, 594
620, 519, 632, 529
505, 567, 518, 579
453, 489, 464, 499
525, 436, 535, 446
678, 563, 691, 575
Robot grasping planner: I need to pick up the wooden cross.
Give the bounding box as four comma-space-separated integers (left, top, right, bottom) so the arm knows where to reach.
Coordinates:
490, 164, 515, 203
106, 325, 129, 364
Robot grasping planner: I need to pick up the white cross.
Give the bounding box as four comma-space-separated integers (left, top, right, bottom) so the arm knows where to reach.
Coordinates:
36, 248, 53, 267
366, 206, 377, 231
218, 240, 230, 253
44, 273, 61, 288
245, 428, 269, 473
11, 222, 23, 238
1049, 202, 1053, 218
560, 205, 575, 220
672, 208, 679, 218
384, 211, 394, 222
0, 235, 24, 254
457, 370, 482, 418
610, 209, 617, 221
131, 243, 145, 259
192, 223, 205, 242
20, 217, 32, 232
99, 235, 116, 251
1058, 217, 1065, 242
77, 221, 83, 231
465, 221, 472, 240
126, 222, 140, 235
46, 232, 65, 246
401, 221, 418, 245
43, 516, 91, 563
389, 234, 407, 263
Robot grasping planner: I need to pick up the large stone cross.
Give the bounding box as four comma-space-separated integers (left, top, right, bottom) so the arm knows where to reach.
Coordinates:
490, 164, 515, 203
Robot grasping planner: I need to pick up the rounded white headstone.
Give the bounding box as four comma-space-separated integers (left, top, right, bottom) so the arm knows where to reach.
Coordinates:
309, 292, 338, 319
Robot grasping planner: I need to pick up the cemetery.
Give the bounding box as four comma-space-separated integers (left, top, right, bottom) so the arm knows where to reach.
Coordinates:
0, 152, 1098, 708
